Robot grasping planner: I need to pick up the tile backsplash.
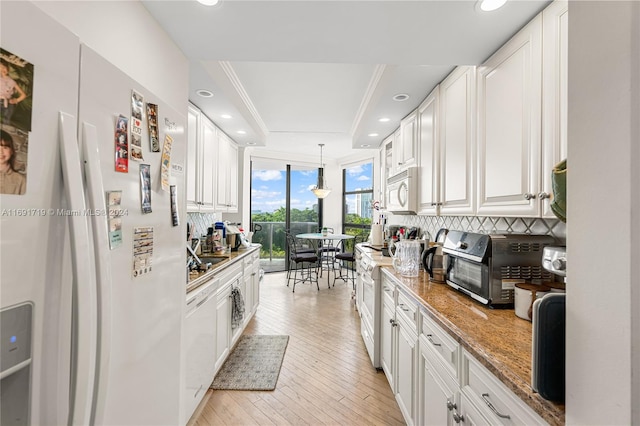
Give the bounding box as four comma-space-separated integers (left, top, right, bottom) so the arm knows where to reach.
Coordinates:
187, 212, 218, 238
390, 215, 566, 243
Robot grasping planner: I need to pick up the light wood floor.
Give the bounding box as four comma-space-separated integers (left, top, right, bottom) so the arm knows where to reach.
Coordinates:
190, 270, 406, 426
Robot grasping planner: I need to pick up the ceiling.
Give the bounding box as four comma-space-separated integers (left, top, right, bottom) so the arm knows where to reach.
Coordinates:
142, 0, 550, 161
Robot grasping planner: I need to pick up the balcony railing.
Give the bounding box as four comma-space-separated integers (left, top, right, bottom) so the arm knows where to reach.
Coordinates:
251, 221, 318, 270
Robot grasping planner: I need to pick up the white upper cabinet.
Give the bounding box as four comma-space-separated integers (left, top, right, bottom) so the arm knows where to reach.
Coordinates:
187, 104, 217, 212
417, 86, 440, 215
476, 14, 543, 217
439, 66, 476, 215
186, 105, 199, 210
215, 132, 239, 212
398, 110, 418, 171
541, 0, 568, 218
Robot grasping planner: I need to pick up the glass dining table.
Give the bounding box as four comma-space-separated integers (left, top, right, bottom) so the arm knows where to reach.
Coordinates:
295, 233, 355, 287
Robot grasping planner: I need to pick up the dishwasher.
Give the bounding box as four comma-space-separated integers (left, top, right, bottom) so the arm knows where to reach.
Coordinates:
183, 278, 218, 424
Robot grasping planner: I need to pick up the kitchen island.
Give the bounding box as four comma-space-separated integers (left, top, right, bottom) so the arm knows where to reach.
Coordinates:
380, 263, 564, 425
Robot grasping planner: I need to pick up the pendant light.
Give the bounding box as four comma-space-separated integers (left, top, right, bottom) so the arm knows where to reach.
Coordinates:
311, 143, 331, 198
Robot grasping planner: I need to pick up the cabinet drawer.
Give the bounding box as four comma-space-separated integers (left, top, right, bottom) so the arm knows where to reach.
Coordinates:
462, 351, 546, 425
421, 314, 459, 379
396, 289, 418, 331
381, 274, 396, 308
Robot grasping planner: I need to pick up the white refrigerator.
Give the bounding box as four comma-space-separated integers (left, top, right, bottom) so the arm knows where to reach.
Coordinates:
1, 2, 186, 425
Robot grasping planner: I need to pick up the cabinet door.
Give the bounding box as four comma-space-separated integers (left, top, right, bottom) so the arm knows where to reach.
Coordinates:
251, 259, 260, 312
214, 284, 231, 371
541, 0, 568, 218
391, 128, 402, 175
381, 301, 396, 389
420, 354, 454, 426
477, 15, 542, 217
215, 133, 229, 210
396, 320, 417, 425
186, 105, 200, 211
227, 140, 239, 212
399, 110, 417, 170
417, 87, 440, 215
381, 136, 394, 207
183, 288, 217, 423
200, 117, 217, 210
439, 66, 476, 215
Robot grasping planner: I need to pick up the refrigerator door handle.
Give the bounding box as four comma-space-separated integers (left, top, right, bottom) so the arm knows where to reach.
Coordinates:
81, 122, 114, 424
58, 112, 98, 425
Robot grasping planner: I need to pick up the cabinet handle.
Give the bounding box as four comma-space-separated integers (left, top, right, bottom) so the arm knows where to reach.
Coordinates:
426, 334, 441, 347
481, 393, 511, 419
446, 399, 457, 411
453, 411, 464, 423
398, 304, 409, 312
523, 193, 536, 200
538, 191, 551, 200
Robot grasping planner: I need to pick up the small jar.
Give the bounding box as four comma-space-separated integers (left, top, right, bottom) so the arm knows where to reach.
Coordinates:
322, 227, 328, 237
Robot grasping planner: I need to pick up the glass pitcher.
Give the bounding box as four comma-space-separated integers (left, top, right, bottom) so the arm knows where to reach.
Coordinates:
391, 240, 421, 277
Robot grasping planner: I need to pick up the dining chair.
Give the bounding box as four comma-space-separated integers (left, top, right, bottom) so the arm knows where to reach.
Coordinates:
333, 234, 366, 289
317, 227, 340, 277
285, 233, 319, 292
284, 230, 316, 282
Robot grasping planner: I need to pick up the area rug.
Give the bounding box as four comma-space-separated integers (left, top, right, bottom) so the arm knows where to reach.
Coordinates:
210, 334, 289, 391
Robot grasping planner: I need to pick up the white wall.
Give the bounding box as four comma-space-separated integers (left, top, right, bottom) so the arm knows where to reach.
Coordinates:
33, 1, 188, 109
566, 1, 639, 424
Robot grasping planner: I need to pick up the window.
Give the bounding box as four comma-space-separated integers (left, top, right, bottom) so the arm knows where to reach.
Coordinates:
342, 161, 373, 237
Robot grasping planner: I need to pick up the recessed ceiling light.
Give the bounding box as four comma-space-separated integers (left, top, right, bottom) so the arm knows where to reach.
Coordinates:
478, 0, 507, 12
393, 93, 409, 102
236, 130, 246, 135
378, 117, 390, 122
197, 0, 219, 6
247, 142, 256, 146
221, 114, 232, 119
368, 133, 379, 137
360, 144, 371, 148
196, 89, 213, 98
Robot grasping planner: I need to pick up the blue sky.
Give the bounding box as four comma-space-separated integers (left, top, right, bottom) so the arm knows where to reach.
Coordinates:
251, 162, 372, 213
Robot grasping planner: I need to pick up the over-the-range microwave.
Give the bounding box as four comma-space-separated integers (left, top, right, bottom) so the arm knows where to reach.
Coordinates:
386, 167, 418, 214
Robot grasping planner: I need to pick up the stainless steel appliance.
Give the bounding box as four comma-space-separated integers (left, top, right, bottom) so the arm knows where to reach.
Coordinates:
442, 231, 555, 306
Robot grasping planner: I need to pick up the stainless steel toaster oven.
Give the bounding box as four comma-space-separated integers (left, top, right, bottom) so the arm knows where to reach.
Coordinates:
442, 231, 555, 306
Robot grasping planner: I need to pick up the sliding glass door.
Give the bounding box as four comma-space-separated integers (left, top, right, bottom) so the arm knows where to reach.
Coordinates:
250, 159, 320, 272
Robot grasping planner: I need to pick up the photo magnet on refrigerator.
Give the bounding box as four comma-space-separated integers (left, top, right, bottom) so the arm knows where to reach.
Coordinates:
146, 102, 159, 152
114, 115, 129, 173
139, 163, 152, 214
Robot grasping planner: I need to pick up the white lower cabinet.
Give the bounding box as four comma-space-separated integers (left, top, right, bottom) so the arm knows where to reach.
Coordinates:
462, 350, 546, 425
243, 250, 260, 317
396, 316, 418, 425
214, 282, 231, 372
379, 270, 549, 426
419, 336, 457, 426
380, 275, 396, 388
183, 279, 218, 424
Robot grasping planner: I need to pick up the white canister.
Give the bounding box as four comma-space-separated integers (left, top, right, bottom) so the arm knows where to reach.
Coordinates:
514, 283, 551, 321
